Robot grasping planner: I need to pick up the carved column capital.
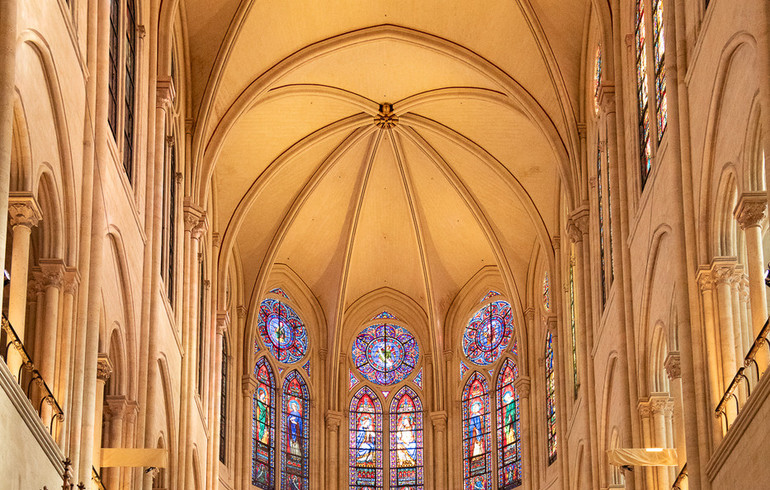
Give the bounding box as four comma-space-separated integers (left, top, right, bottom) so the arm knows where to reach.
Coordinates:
8, 194, 42, 229
637, 400, 651, 418
211, 232, 221, 248
237, 305, 247, 320
650, 395, 674, 416
696, 268, 714, 292
325, 410, 343, 430
183, 201, 203, 233
242, 374, 257, 396
191, 213, 209, 241
216, 311, 230, 335
546, 316, 558, 337
734, 192, 767, 229
63, 269, 80, 295
39, 260, 65, 289
429, 411, 448, 431
664, 352, 681, 380
524, 307, 535, 323
96, 355, 114, 382
711, 261, 736, 286
156, 77, 176, 110
514, 376, 531, 398
598, 83, 616, 114
105, 395, 128, 420
567, 205, 590, 243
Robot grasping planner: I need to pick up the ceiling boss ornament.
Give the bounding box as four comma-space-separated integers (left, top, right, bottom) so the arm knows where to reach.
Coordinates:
374, 103, 398, 129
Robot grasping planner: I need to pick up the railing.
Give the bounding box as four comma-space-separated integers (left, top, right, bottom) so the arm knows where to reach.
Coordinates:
672, 462, 687, 489
715, 317, 770, 432
0, 313, 64, 434
92, 466, 106, 490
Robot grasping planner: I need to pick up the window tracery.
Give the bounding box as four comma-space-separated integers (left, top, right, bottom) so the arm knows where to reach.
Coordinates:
463, 300, 514, 366
257, 298, 309, 364
351, 321, 419, 386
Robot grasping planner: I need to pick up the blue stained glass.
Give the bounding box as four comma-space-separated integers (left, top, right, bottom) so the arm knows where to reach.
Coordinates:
597, 135, 607, 307
497, 359, 522, 489
636, 0, 653, 186
462, 301, 514, 366
252, 358, 275, 488
545, 333, 557, 465
269, 288, 290, 300
390, 387, 424, 489
372, 311, 399, 320
350, 371, 360, 390
653, 0, 668, 140
594, 44, 603, 115
413, 368, 423, 389
350, 386, 383, 489
302, 360, 310, 378
460, 360, 470, 379
480, 290, 501, 303
352, 323, 419, 386
462, 372, 492, 490
281, 371, 309, 490
256, 298, 308, 364
543, 272, 551, 311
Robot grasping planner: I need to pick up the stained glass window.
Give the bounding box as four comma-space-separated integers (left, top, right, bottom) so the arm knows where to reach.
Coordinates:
413, 368, 423, 389
252, 358, 276, 488
463, 301, 514, 365
269, 288, 291, 300
496, 359, 522, 489
351, 323, 419, 385
390, 387, 424, 489
594, 44, 603, 115
636, 0, 653, 187
653, 0, 668, 141
107, 0, 119, 135
372, 311, 399, 320
545, 332, 557, 465
462, 372, 492, 490
597, 136, 607, 307
219, 337, 228, 464
350, 386, 384, 489
302, 360, 311, 378
606, 138, 615, 284
282, 371, 309, 490
569, 252, 579, 399
460, 360, 470, 379
257, 298, 309, 364
350, 371, 360, 390
542, 272, 551, 311
123, 0, 137, 182
480, 290, 501, 303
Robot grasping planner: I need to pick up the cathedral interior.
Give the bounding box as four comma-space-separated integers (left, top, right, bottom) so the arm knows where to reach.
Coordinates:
1, 0, 770, 489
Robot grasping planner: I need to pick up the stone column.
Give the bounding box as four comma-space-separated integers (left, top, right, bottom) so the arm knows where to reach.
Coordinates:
92, 355, 113, 470
241, 375, 257, 490
103, 395, 127, 490
664, 353, 687, 473
712, 262, 739, 384
696, 269, 723, 447
5, 195, 41, 377
514, 377, 532, 490
650, 396, 674, 490
638, 401, 655, 488
0, 0, 17, 317
729, 270, 747, 370
325, 410, 342, 489
734, 194, 768, 364
37, 260, 64, 423
430, 411, 447, 490
56, 270, 79, 449
210, 312, 228, 490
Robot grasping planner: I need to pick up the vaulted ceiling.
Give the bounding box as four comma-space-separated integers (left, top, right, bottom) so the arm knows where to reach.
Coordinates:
184, 0, 588, 335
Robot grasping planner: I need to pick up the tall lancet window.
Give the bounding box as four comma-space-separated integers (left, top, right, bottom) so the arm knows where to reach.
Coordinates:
390, 386, 424, 489
652, 0, 668, 140
252, 358, 276, 488
593, 44, 603, 115
635, 0, 652, 187
123, 0, 137, 182
597, 135, 607, 306
219, 337, 228, 464
282, 371, 309, 489
350, 386, 384, 489
545, 332, 557, 465
462, 372, 492, 490
496, 359, 522, 488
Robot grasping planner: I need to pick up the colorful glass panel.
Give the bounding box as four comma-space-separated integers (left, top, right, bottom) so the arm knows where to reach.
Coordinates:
480, 290, 501, 303
372, 311, 399, 320
597, 136, 607, 307
496, 359, 522, 488
413, 368, 423, 389
542, 272, 551, 311
252, 358, 276, 488
462, 301, 514, 366
653, 0, 668, 140
606, 139, 615, 284
349, 386, 383, 489
382, 390, 391, 400
281, 371, 309, 490
569, 252, 579, 399
302, 360, 310, 378
390, 387, 424, 489
636, 0, 653, 186
350, 371, 360, 391
219, 338, 228, 464
269, 288, 291, 300
545, 333, 557, 465
351, 323, 419, 386
256, 298, 308, 364
462, 373, 492, 490
594, 44, 602, 115
460, 360, 470, 379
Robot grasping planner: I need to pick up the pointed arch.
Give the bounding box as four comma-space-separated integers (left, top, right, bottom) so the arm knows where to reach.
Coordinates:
349, 385, 384, 489
252, 357, 276, 488
281, 370, 310, 489
389, 386, 424, 489
496, 358, 522, 488
462, 371, 492, 490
